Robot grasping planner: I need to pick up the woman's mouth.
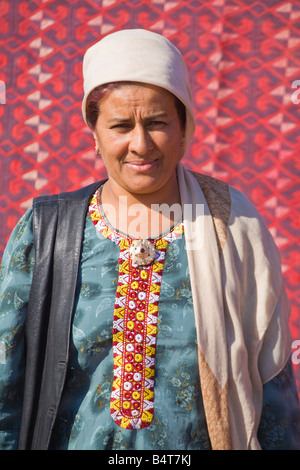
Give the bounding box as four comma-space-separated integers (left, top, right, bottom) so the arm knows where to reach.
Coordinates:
125, 160, 158, 172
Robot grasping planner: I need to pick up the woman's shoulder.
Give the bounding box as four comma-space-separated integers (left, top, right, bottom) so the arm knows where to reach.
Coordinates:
32, 180, 103, 206
189, 169, 276, 254
190, 169, 265, 223
9, 206, 34, 242
0, 206, 35, 274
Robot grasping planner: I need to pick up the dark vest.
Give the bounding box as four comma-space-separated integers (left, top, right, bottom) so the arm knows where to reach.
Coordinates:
18, 181, 103, 450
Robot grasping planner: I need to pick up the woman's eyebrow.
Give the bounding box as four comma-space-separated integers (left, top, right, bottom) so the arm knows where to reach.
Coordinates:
107, 117, 132, 124
144, 112, 168, 121
107, 112, 169, 124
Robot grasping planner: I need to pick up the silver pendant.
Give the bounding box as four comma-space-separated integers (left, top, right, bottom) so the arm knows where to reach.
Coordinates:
129, 239, 156, 266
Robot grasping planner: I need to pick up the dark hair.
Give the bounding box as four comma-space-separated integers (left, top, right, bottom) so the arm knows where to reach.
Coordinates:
86, 81, 186, 131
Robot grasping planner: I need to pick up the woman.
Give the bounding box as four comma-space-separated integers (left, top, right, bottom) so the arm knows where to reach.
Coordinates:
0, 29, 299, 450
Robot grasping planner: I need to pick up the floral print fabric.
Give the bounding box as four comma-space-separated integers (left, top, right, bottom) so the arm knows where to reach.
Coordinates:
50, 205, 209, 449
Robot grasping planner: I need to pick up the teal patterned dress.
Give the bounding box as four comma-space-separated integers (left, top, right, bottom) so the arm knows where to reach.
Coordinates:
0, 188, 300, 450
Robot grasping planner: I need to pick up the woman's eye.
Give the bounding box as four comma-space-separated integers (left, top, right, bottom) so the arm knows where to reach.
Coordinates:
110, 121, 166, 131
148, 121, 165, 127
111, 124, 131, 130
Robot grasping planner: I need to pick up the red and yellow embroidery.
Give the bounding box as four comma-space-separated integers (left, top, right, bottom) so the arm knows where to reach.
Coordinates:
89, 188, 184, 429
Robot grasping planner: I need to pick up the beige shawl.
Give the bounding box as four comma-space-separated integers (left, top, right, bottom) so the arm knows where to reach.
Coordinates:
177, 163, 292, 450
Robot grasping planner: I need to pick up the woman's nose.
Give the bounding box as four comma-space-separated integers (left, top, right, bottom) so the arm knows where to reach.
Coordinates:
128, 125, 154, 155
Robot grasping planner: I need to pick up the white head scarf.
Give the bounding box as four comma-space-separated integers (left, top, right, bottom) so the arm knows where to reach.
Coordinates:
82, 29, 195, 148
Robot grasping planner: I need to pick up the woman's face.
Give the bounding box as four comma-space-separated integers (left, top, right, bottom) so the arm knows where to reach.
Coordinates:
92, 83, 185, 198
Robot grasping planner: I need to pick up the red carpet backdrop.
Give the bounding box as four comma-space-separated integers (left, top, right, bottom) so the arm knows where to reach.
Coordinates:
0, 0, 300, 395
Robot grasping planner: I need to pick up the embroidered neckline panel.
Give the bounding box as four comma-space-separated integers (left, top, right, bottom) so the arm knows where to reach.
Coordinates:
89, 188, 184, 429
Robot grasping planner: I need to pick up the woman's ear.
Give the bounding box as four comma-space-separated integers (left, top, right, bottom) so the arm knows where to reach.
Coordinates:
93, 133, 101, 155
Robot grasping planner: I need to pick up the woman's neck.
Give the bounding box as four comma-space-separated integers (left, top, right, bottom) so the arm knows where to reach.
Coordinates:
100, 179, 182, 239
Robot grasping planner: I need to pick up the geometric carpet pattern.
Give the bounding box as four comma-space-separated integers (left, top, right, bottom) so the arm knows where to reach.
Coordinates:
0, 0, 300, 394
